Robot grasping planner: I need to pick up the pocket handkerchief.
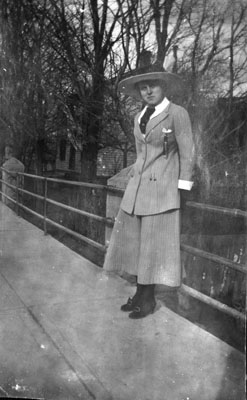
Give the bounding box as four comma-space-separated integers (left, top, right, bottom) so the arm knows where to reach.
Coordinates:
162, 128, 172, 134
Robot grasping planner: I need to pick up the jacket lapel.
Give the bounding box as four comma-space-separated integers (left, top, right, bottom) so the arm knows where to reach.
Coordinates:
135, 112, 146, 141
135, 102, 171, 141
145, 105, 170, 139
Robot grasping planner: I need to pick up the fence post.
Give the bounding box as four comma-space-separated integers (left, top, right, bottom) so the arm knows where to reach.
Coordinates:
16, 173, 20, 216
105, 166, 130, 247
43, 178, 48, 235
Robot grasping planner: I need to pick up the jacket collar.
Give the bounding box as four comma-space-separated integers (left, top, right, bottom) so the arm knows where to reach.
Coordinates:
138, 97, 170, 123
136, 102, 171, 140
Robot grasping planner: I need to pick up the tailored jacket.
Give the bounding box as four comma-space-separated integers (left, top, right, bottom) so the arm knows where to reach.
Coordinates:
120, 102, 195, 216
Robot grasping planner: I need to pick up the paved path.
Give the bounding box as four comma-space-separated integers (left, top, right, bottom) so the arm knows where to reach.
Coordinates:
0, 202, 245, 400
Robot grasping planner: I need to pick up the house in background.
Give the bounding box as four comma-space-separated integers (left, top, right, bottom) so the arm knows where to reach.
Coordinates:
56, 138, 81, 173
56, 138, 136, 178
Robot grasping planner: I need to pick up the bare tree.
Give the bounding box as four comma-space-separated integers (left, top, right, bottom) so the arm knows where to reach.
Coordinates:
1, 0, 246, 185
39, 0, 138, 181
0, 0, 53, 173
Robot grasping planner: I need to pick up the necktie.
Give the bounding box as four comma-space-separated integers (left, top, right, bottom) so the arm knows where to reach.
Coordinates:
140, 107, 155, 134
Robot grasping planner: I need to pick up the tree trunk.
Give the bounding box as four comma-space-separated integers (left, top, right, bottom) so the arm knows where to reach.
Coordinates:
80, 143, 98, 182
123, 142, 128, 168
80, 68, 104, 182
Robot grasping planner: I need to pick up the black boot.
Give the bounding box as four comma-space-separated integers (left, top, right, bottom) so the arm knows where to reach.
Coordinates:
129, 284, 156, 319
121, 283, 143, 312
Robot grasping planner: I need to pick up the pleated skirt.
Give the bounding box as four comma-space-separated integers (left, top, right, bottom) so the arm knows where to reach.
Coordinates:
103, 208, 181, 286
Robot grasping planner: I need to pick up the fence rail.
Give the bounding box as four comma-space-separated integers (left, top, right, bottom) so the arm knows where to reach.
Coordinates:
180, 243, 246, 274
0, 168, 246, 323
186, 200, 247, 218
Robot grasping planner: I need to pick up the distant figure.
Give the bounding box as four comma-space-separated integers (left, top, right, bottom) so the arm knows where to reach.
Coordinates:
2, 145, 25, 206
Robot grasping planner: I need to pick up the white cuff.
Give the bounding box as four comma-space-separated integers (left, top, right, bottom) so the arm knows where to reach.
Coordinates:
178, 180, 193, 190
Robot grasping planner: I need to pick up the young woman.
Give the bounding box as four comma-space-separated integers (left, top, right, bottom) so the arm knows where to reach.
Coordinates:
104, 65, 195, 319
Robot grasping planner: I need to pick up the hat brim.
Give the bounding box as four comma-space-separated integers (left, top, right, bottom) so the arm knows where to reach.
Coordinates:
118, 72, 183, 99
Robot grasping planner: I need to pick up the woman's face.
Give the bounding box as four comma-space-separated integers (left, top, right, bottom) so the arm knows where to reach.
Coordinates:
138, 80, 166, 106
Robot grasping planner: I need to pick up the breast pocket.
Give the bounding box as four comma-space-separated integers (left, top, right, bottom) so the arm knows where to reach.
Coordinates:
160, 124, 178, 157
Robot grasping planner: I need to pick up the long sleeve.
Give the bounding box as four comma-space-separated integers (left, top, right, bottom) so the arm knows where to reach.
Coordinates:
173, 106, 195, 184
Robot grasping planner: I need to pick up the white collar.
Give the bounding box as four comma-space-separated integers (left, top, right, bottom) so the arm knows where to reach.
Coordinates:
138, 97, 170, 123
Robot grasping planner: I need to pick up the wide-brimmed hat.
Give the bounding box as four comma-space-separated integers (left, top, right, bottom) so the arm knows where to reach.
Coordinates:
118, 64, 184, 99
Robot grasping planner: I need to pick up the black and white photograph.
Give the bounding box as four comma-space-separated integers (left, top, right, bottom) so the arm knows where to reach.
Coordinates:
0, 1, 246, 399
